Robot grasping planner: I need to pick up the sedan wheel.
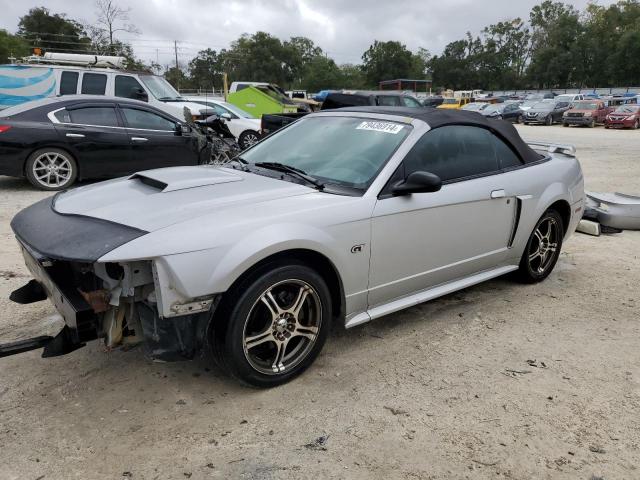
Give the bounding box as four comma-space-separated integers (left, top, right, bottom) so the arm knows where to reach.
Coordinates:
238, 130, 260, 150
26, 148, 77, 191
212, 262, 331, 387
516, 209, 564, 283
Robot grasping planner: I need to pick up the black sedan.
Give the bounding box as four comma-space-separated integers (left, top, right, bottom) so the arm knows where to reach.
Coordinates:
0, 96, 211, 190
480, 102, 523, 123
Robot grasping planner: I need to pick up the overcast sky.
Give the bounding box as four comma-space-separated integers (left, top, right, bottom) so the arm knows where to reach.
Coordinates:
1, 0, 615, 66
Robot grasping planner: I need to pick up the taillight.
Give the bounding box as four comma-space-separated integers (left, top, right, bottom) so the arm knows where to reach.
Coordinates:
0, 125, 11, 133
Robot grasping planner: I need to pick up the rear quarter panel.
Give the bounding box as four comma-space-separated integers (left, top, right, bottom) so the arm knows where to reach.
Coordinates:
504, 154, 583, 264
0, 121, 61, 177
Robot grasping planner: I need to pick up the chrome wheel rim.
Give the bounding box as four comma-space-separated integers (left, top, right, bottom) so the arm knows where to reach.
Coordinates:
528, 217, 559, 274
242, 132, 259, 148
243, 279, 321, 375
32, 152, 72, 187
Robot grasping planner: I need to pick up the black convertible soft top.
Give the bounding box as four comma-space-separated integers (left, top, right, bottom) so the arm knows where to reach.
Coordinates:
332, 106, 543, 164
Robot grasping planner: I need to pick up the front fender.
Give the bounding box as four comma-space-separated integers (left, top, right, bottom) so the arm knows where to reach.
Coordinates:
159, 222, 348, 300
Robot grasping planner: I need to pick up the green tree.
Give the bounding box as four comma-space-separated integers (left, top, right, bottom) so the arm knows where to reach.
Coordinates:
361, 40, 421, 85
164, 66, 190, 90
188, 48, 222, 90
300, 56, 341, 91
338, 63, 367, 89
527, 1, 582, 88
17, 7, 91, 53
0, 30, 30, 63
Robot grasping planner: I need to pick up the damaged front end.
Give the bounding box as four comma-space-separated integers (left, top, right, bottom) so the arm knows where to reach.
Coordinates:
4, 196, 216, 361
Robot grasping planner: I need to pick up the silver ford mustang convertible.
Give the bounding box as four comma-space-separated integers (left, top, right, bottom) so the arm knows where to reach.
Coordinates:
7, 107, 584, 387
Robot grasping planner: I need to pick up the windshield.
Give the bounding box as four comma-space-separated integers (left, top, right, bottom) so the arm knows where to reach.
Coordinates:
442, 98, 459, 105
217, 101, 256, 119
524, 94, 543, 101
462, 103, 486, 111
572, 102, 599, 110
484, 104, 503, 113
241, 116, 410, 190
190, 99, 256, 119
614, 105, 640, 114
532, 102, 552, 110
140, 75, 182, 100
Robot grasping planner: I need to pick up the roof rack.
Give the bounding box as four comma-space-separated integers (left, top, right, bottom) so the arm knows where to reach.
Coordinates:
21, 52, 126, 69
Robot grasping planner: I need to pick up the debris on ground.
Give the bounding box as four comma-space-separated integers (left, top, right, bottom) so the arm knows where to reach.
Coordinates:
589, 445, 606, 454
304, 435, 329, 451
384, 405, 408, 416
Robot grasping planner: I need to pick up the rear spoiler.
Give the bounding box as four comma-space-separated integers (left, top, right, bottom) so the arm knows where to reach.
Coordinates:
526, 140, 576, 157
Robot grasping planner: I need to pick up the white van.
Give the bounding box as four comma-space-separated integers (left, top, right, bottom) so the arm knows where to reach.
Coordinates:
0, 53, 207, 121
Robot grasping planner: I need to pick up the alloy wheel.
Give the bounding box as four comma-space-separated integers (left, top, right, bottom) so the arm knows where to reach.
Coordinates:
241, 132, 260, 149
527, 217, 560, 275
242, 279, 322, 375
32, 152, 73, 188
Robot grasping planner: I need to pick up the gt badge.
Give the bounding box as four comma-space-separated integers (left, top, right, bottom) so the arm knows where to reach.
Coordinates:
351, 244, 364, 254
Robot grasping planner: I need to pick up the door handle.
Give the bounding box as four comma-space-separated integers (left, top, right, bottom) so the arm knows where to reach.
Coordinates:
491, 189, 506, 199
131, 137, 148, 142
65, 133, 85, 138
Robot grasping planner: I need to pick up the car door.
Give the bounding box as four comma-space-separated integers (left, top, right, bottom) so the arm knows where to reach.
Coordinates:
503, 103, 518, 122
368, 125, 518, 307
119, 105, 198, 171
52, 103, 132, 178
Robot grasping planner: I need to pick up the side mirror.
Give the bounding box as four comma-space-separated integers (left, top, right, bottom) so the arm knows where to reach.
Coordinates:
392, 171, 442, 196
221, 112, 232, 120
133, 87, 148, 102
175, 123, 190, 135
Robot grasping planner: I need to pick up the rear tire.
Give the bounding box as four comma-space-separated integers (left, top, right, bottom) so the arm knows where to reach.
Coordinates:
210, 261, 332, 387
25, 148, 78, 191
515, 209, 564, 284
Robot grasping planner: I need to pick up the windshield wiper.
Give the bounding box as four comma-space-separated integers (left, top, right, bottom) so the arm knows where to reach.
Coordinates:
254, 162, 324, 190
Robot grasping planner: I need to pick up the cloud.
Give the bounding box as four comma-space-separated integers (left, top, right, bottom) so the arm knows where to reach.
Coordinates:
0, 0, 614, 66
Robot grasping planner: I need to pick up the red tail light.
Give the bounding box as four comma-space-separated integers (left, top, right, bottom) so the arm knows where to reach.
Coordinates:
0, 125, 11, 133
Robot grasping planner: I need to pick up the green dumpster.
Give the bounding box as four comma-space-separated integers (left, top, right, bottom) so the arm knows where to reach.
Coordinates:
227, 85, 298, 118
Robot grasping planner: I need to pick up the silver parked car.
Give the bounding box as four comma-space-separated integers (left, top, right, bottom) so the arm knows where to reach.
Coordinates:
8, 107, 584, 387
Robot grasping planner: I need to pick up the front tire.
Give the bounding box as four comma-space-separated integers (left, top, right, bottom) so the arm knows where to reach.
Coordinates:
25, 148, 78, 191
211, 262, 332, 387
545, 115, 553, 126
516, 209, 564, 283
238, 130, 260, 150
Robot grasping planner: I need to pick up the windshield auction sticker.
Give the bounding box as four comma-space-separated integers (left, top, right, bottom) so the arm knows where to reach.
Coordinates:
356, 121, 404, 134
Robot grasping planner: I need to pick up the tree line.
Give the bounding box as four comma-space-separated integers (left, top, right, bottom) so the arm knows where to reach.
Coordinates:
2, 1, 640, 93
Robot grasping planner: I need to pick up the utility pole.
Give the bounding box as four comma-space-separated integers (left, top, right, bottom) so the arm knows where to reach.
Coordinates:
174, 40, 179, 69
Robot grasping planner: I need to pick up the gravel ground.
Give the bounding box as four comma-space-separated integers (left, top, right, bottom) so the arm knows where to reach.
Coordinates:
0, 124, 638, 480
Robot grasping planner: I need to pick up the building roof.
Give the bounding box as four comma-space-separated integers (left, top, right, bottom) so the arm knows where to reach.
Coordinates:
332, 106, 542, 164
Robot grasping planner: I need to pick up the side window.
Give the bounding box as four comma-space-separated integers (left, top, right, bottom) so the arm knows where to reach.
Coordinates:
59, 71, 79, 95
492, 135, 522, 169
68, 107, 118, 127
81, 73, 107, 95
121, 107, 176, 130
377, 96, 401, 106
402, 96, 422, 108
53, 109, 71, 123
403, 126, 499, 182
115, 76, 144, 100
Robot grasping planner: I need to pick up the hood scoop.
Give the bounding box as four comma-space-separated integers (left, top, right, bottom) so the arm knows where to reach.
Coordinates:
129, 166, 243, 192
